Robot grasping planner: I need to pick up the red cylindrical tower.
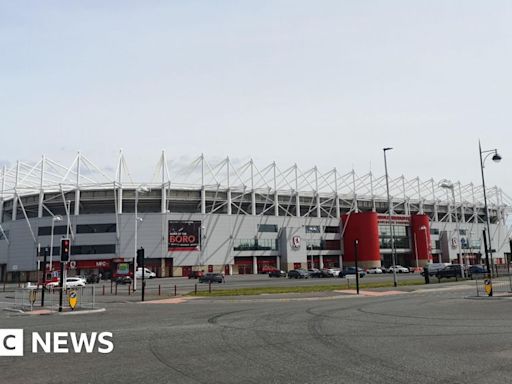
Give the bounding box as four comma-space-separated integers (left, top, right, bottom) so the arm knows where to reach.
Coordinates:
410, 214, 432, 267
341, 211, 381, 268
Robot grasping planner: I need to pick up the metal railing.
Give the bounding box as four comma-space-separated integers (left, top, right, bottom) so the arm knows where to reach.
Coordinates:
14, 286, 96, 312
473, 272, 512, 297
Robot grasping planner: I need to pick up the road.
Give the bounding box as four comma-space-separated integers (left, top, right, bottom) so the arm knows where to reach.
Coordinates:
1, 283, 511, 384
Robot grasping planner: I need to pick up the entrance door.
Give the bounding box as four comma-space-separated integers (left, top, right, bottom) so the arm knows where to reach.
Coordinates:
224, 265, 230, 275
181, 266, 192, 277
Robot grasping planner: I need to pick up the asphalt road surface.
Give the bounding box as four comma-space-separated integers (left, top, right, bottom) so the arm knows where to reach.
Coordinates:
1, 283, 511, 384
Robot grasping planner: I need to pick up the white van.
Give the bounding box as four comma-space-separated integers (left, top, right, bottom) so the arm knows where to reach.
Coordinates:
135, 267, 156, 279
423, 263, 451, 276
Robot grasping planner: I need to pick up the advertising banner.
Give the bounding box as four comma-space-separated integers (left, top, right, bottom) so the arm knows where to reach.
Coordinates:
168, 221, 201, 251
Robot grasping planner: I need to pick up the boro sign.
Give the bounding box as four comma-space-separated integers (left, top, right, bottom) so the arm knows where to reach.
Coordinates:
168, 221, 201, 251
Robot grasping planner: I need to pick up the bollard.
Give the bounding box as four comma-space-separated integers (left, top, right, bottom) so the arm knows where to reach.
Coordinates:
158, 285, 161, 296
195, 284, 197, 295
102, 285, 105, 296
110, 280, 113, 294
128, 284, 131, 296
174, 284, 177, 296
209, 281, 212, 294
115, 284, 118, 296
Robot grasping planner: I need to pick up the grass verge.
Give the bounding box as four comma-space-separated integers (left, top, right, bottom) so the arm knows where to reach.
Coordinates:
186, 279, 427, 297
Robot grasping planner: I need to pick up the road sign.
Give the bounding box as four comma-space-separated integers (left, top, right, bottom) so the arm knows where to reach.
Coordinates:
484, 279, 493, 297
68, 290, 78, 310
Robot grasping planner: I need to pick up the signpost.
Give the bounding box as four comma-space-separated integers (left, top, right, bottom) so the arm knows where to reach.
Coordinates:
137, 247, 145, 302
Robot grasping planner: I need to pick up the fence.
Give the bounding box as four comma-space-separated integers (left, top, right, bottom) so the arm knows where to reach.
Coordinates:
473, 273, 512, 297
14, 286, 96, 312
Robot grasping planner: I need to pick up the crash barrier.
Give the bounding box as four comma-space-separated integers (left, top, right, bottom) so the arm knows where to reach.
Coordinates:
473, 272, 512, 297
14, 286, 96, 311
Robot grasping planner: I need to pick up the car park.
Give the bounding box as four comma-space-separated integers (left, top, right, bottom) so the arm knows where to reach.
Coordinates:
288, 269, 309, 279
268, 269, 287, 277
199, 273, 224, 283
367, 267, 383, 274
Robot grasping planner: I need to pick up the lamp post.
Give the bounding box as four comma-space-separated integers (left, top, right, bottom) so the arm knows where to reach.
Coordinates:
478, 141, 502, 278
134, 186, 149, 291
383, 147, 398, 287
49, 215, 62, 271
440, 180, 465, 278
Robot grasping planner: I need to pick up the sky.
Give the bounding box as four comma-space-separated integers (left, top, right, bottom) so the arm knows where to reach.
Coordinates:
1, 1, 511, 197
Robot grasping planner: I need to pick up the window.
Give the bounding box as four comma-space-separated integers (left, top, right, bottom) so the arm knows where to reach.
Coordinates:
71, 244, 116, 255
233, 239, 278, 251
459, 229, 467, 236
379, 225, 408, 237
430, 228, 440, 235
38, 225, 68, 236
306, 239, 323, 250
305, 225, 320, 233
38, 244, 116, 256
324, 226, 340, 233
379, 225, 410, 249
257, 224, 278, 233
77, 223, 116, 234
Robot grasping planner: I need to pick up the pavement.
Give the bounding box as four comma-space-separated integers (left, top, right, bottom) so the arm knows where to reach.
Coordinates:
1, 279, 512, 384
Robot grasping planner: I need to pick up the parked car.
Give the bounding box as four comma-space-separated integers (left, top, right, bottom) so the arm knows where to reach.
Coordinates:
46, 277, 87, 288
467, 265, 488, 277
435, 265, 464, 279
367, 267, 383, 274
307, 268, 324, 278
387, 265, 410, 273
268, 269, 287, 277
339, 267, 366, 278
421, 263, 451, 276
188, 270, 205, 279
288, 269, 309, 279
135, 267, 156, 279
321, 268, 340, 277
199, 273, 223, 283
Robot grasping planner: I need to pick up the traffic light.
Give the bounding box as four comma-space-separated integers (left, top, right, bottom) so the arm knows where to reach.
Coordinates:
61, 238, 71, 262
136, 247, 145, 266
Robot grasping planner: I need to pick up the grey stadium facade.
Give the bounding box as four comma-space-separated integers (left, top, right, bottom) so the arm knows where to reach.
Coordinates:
0, 152, 510, 282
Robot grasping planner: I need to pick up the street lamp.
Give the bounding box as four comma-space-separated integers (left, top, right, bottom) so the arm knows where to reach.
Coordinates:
439, 180, 465, 278
383, 147, 398, 287
134, 185, 149, 291
49, 215, 62, 271
478, 141, 502, 278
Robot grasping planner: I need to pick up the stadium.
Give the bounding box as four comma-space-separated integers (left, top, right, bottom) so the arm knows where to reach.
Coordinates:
0, 151, 510, 282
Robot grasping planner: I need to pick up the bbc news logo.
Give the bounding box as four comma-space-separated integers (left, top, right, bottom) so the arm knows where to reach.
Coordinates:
0, 330, 113, 356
